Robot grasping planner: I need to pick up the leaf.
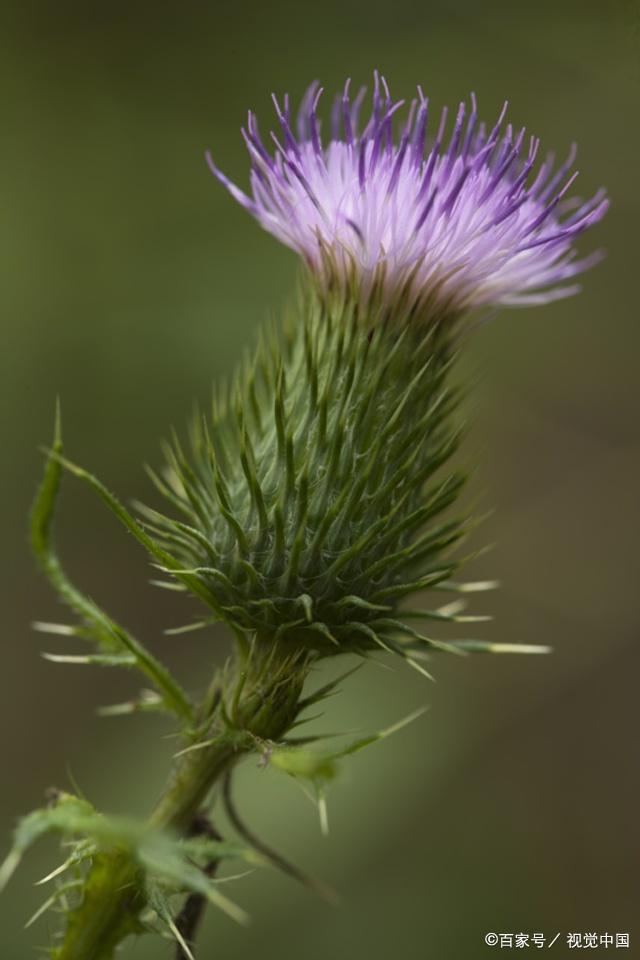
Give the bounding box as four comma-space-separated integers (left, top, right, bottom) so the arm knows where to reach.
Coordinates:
268, 706, 428, 789
179, 837, 264, 866
139, 832, 249, 925
1, 792, 253, 925
47, 447, 227, 617
0, 793, 98, 892
31, 406, 194, 726
270, 749, 339, 783
333, 707, 428, 759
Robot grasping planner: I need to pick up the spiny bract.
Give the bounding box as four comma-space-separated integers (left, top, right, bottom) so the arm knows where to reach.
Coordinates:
141, 296, 480, 669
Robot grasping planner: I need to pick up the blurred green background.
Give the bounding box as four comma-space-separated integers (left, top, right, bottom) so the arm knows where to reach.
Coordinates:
1, 1, 638, 957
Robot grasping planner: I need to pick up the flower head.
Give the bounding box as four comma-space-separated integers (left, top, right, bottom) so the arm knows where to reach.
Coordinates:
208, 73, 607, 319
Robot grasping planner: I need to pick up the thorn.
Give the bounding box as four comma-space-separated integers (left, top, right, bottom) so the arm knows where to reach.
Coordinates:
318, 791, 330, 837
32, 622, 78, 636
34, 858, 74, 886
168, 916, 195, 960
25, 886, 72, 929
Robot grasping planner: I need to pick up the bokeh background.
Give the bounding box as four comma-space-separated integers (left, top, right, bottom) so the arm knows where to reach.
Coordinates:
1, 1, 638, 957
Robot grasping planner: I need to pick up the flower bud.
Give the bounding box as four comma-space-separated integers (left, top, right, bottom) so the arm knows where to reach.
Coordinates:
144, 295, 468, 668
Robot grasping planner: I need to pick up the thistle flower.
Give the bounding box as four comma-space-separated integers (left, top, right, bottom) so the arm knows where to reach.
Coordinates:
208, 73, 607, 319
10, 72, 608, 960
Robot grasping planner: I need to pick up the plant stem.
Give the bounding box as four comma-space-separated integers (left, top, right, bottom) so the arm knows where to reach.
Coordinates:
149, 739, 236, 834
52, 739, 237, 960
52, 641, 309, 960
174, 814, 222, 959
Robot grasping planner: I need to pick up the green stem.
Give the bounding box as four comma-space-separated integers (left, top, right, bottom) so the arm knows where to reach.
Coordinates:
50, 853, 141, 960
149, 740, 236, 833
52, 640, 309, 960
52, 739, 237, 960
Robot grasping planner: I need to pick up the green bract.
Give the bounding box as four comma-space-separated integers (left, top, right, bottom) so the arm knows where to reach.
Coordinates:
142, 290, 479, 668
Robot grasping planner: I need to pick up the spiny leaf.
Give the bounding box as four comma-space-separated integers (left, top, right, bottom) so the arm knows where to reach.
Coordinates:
0, 793, 97, 892
2, 792, 254, 926
141, 835, 249, 925
31, 411, 194, 726
268, 706, 428, 787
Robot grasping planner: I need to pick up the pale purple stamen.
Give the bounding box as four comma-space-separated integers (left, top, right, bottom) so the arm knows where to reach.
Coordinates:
207, 74, 608, 316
